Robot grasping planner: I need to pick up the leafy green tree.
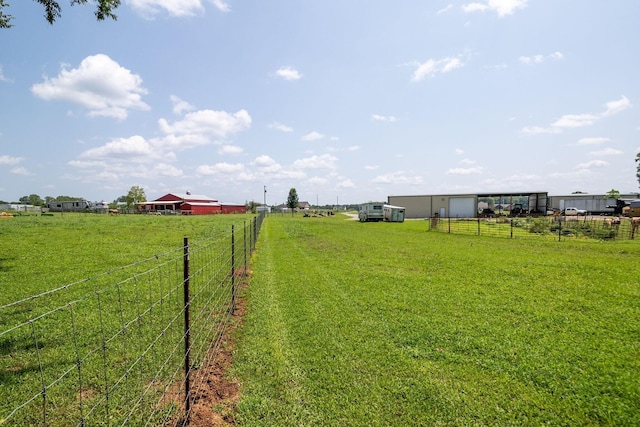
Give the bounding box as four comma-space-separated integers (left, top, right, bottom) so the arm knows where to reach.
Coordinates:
19, 194, 44, 206
286, 188, 299, 213
125, 185, 146, 210
1, 0, 120, 28
605, 189, 621, 200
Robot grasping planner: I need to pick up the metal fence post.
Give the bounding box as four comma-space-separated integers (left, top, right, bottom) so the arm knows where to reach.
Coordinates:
183, 237, 191, 419
477, 217, 481, 236
231, 225, 236, 313
243, 220, 247, 280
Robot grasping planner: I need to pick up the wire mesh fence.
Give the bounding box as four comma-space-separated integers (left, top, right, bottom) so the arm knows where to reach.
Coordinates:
429, 215, 640, 241
0, 214, 264, 426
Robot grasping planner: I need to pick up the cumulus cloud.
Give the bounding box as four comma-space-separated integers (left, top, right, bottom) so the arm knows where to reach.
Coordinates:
372, 114, 398, 122
411, 55, 465, 82
127, 0, 206, 18
519, 51, 564, 64
274, 66, 302, 81
462, 0, 528, 17
576, 160, 609, 169
170, 95, 195, 115
292, 154, 338, 169
577, 137, 610, 145
372, 171, 423, 185
10, 167, 33, 176
0, 65, 9, 82
336, 179, 355, 188
0, 155, 23, 165
522, 96, 632, 135
78, 135, 158, 162
268, 122, 294, 132
302, 131, 325, 141
218, 145, 243, 155
157, 109, 251, 149
31, 54, 149, 120
196, 162, 245, 175
210, 0, 231, 12
447, 167, 483, 175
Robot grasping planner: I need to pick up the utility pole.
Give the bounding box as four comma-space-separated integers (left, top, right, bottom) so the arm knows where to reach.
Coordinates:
263, 186, 267, 212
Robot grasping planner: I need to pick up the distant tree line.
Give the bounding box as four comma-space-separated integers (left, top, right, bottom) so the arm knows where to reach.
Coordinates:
8, 186, 147, 210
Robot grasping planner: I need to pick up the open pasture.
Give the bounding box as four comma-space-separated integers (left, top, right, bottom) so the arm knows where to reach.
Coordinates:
235, 214, 640, 426
1, 212, 256, 425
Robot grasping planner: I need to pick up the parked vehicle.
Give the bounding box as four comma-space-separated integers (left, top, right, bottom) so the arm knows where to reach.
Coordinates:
358, 203, 384, 222
563, 207, 587, 216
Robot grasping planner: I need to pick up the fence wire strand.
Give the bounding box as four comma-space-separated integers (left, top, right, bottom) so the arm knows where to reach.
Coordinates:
1, 213, 264, 426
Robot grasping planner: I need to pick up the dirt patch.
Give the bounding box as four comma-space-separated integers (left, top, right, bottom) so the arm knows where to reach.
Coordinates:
169, 273, 250, 427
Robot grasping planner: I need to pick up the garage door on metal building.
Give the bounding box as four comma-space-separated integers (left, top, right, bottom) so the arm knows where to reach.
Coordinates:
449, 197, 476, 218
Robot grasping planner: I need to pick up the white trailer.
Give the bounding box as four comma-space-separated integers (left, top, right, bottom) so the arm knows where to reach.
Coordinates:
383, 205, 405, 222
358, 203, 384, 222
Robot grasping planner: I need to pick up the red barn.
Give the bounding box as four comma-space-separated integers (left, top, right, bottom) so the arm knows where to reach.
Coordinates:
140, 193, 246, 215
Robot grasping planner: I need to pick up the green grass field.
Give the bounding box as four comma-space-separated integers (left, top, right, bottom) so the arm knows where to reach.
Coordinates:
234, 214, 640, 426
1, 212, 256, 425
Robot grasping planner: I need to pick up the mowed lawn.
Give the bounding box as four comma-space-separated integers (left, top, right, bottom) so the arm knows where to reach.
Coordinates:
234, 214, 640, 426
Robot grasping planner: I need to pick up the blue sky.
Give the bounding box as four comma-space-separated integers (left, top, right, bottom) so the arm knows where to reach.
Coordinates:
1, 0, 639, 206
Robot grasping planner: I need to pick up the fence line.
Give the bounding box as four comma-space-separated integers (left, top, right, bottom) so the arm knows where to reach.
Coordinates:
0, 213, 265, 426
429, 215, 640, 241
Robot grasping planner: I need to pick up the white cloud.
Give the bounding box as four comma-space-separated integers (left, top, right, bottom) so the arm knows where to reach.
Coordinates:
462, 0, 528, 17
31, 54, 149, 120
447, 167, 483, 175
372, 114, 398, 122
218, 145, 244, 155
372, 171, 423, 185
411, 55, 465, 82
0, 65, 9, 82
302, 131, 325, 141
210, 0, 231, 12
0, 155, 23, 165
274, 66, 302, 81
365, 165, 379, 170
157, 109, 251, 149
589, 148, 623, 156
519, 52, 564, 64
437, 4, 454, 15
292, 154, 338, 169
523, 96, 632, 135
337, 179, 355, 188
577, 137, 610, 145
79, 135, 158, 161
10, 167, 33, 176
152, 163, 184, 177
552, 113, 600, 128
308, 176, 329, 186
455, 148, 464, 155
268, 122, 293, 132
170, 95, 195, 115
576, 160, 609, 169
602, 95, 632, 117
127, 0, 205, 18
196, 162, 245, 175
460, 158, 476, 165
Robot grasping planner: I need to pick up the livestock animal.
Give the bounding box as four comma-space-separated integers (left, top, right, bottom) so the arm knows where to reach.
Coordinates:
631, 217, 640, 239
603, 217, 621, 227
109, 209, 119, 215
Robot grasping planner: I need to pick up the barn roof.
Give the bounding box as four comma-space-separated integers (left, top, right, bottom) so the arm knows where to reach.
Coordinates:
153, 193, 218, 203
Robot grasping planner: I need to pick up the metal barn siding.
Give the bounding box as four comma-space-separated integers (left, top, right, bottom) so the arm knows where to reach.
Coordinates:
387, 195, 431, 218
221, 204, 247, 214
449, 196, 476, 218
180, 202, 222, 215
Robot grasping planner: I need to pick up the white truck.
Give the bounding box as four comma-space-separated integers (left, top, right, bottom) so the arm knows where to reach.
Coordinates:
564, 207, 587, 216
